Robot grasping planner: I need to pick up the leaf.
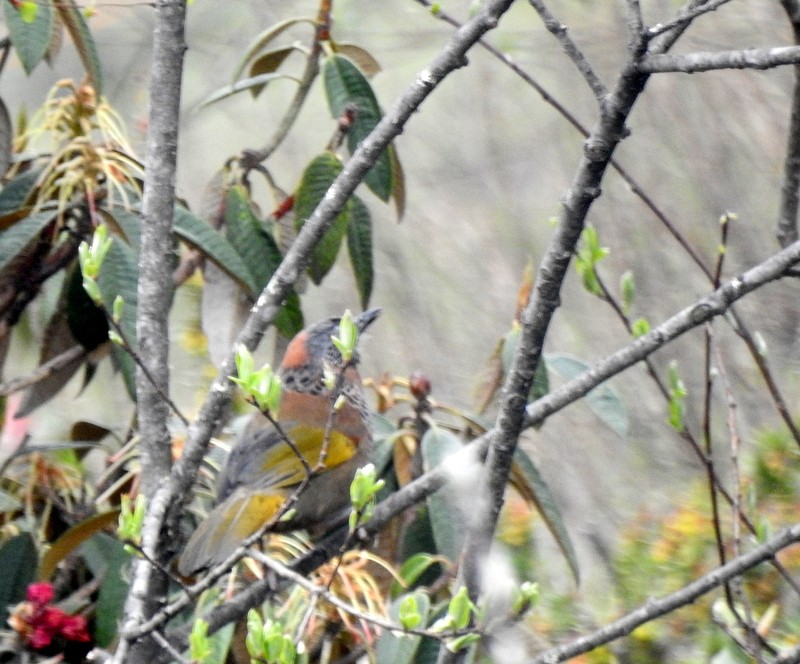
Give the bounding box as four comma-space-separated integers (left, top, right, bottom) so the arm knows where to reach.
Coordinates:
511, 448, 580, 583
98, 240, 139, 400
87, 534, 131, 647
323, 54, 392, 201
67, 262, 109, 351
0, 168, 42, 218
0, 97, 11, 177
223, 185, 304, 338
375, 591, 431, 664
499, 321, 549, 410
199, 73, 297, 108
0, 207, 57, 273
346, 195, 373, 309
0, 533, 37, 624
17, 277, 90, 417
54, 0, 103, 93
2, 0, 53, 74
100, 206, 142, 250
421, 427, 467, 564
38, 510, 121, 581
230, 16, 315, 82
545, 354, 629, 437
294, 152, 348, 284
246, 46, 299, 97
390, 145, 406, 220
332, 42, 382, 77
173, 205, 258, 295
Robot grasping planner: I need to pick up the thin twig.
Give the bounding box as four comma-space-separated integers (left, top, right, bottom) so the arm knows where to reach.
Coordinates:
527, 0, 607, 104
530, 524, 800, 663
645, 0, 734, 40
777, 0, 800, 247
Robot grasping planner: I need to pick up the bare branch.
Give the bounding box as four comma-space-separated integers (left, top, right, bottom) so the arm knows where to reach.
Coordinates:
527, 0, 608, 103
646, 0, 735, 41
531, 523, 800, 663
114, 0, 187, 660
640, 45, 800, 73
0, 344, 86, 396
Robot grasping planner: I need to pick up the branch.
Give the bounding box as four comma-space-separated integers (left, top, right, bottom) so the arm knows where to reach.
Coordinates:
0, 344, 86, 396
530, 523, 800, 663
639, 45, 800, 73
777, 0, 800, 247
114, 0, 187, 661
527, 0, 608, 103
449, 27, 654, 663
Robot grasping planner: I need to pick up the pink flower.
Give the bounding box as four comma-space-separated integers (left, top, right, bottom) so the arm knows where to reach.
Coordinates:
26, 583, 55, 606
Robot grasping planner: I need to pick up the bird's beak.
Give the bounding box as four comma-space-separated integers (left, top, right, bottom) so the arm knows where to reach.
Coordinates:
355, 308, 381, 333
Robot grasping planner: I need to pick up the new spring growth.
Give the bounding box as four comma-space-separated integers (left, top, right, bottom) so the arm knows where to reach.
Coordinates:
398, 594, 422, 630
667, 360, 687, 432
230, 346, 282, 414
511, 581, 540, 617
118, 494, 146, 551
430, 586, 477, 634
245, 610, 297, 664
188, 619, 211, 663
78, 224, 113, 304
331, 309, 358, 363
349, 463, 385, 531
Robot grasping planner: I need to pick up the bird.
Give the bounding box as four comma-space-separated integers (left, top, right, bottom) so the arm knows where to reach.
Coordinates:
177, 308, 380, 576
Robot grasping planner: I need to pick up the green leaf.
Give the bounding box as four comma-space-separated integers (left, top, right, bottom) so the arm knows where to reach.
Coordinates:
323, 54, 392, 201
230, 16, 315, 82
512, 448, 580, 583
0, 168, 42, 218
98, 240, 139, 399
375, 591, 431, 664
173, 205, 258, 295
66, 262, 109, 351
3, 0, 53, 74
545, 353, 629, 437
0, 533, 37, 625
0, 97, 11, 178
346, 195, 373, 309
421, 427, 466, 563
54, 0, 103, 93
294, 152, 349, 284
222, 185, 303, 338
0, 207, 57, 273
90, 535, 131, 648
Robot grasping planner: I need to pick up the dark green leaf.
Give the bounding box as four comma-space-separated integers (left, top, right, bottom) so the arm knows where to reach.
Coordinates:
0, 97, 11, 177
222, 185, 303, 338
545, 354, 629, 437
0, 168, 42, 217
421, 427, 466, 564
323, 54, 392, 201
87, 534, 131, 647
3, 0, 53, 74
512, 448, 580, 583
54, 0, 103, 93
375, 591, 431, 664
294, 152, 348, 284
0, 207, 57, 273
98, 240, 139, 400
346, 195, 373, 309
0, 533, 37, 624
67, 264, 108, 351
173, 205, 258, 295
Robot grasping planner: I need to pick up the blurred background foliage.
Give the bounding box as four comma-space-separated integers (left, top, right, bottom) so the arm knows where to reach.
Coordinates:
1, 0, 800, 661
